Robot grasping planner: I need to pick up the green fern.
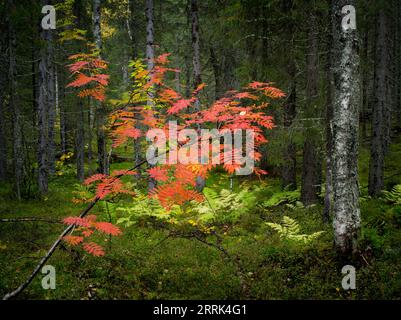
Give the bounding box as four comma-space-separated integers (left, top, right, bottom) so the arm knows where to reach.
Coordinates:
262, 190, 300, 208
382, 185, 401, 205
266, 216, 324, 245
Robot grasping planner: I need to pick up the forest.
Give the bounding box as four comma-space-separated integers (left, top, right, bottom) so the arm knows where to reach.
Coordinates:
1, 0, 401, 301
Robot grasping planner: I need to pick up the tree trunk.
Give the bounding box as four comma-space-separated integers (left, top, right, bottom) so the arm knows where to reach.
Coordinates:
301, 10, 322, 206
396, 1, 401, 132
59, 73, 67, 155
191, 0, 201, 94
191, 0, 205, 191
37, 26, 49, 194
332, 0, 361, 256
76, 100, 85, 182
281, 0, 297, 191
146, 0, 156, 191
210, 46, 222, 100
8, 0, 24, 200
46, 30, 56, 175
282, 61, 297, 191
47, 28, 56, 176
369, 10, 388, 197
323, 0, 334, 223
93, 0, 107, 175
0, 21, 7, 181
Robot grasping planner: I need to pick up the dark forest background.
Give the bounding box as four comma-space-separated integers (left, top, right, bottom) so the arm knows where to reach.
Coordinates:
1, 0, 401, 300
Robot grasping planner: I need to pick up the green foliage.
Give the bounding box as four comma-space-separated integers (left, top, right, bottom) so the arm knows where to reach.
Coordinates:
261, 190, 301, 208
55, 152, 75, 177
116, 190, 172, 228
382, 185, 401, 205
266, 216, 324, 245
360, 227, 386, 252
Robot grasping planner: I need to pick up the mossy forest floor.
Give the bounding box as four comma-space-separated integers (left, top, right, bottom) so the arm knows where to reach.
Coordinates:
1, 143, 401, 300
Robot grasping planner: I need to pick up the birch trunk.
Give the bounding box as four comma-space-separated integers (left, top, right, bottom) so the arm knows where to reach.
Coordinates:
332, 0, 361, 256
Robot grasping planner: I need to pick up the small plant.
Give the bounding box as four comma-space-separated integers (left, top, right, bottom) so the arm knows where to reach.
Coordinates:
383, 185, 401, 205
261, 190, 300, 208
266, 216, 324, 245
55, 152, 75, 177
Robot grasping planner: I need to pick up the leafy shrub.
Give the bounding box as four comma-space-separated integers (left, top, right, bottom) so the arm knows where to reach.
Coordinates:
383, 185, 401, 205
266, 216, 324, 245
261, 190, 301, 208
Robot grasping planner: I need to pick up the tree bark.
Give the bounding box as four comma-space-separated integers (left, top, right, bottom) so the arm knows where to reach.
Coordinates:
8, 0, 24, 200
37, 26, 49, 194
323, 0, 334, 223
0, 18, 7, 181
190, 0, 205, 191
146, 0, 157, 191
191, 0, 201, 94
282, 61, 297, 191
93, 0, 108, 175
76, 100, 85, 182
301, 10, 322, 205
369, 10, 389, 197
281, 0, 297, 191
47, 30, 56, 176
332, 0, 361, 256
394, 0, 401, 132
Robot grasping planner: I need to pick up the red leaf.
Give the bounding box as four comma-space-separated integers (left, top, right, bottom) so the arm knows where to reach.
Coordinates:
168, 99, 193, 114
67, 73, 95, 88
148, 167, 169, 182
84, 174, 107, 186
94, 222, 122, 236
83, 242, 105, 257
63, 235, 84, 246
63, 217, 91, 227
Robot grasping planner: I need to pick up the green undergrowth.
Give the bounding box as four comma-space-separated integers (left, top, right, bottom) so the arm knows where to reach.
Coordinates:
1, 151, 401, 299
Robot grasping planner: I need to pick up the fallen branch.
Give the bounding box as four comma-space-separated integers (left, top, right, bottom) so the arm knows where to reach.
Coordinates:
0, 217, 63, 224
3, 135, 206, 300
2, 162, 145, 300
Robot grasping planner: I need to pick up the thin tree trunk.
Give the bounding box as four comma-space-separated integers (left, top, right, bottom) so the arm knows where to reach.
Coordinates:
281, 0, 297, 191
47, 28, 56, 176
37, 26, 49, 194
332, 0, 361, 256
210, 46, 222, 100
191, 0, 205, 191
282, 77, 297, 191
301, 10, 322, 206
76, 100, 85, 182
369, 10, 388, 197
93, 0, 107, 175
323, 2, 334, 223
59, 73, 67, 155
8, 0, 24, 200
0, 22, 7, 181
191, 0, 201, 94
396, 1, 401, 131
146, 0, 157, 191
88, 98, 94, 175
